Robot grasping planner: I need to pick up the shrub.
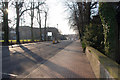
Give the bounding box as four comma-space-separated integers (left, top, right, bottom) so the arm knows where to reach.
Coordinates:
83, 23, 104, 53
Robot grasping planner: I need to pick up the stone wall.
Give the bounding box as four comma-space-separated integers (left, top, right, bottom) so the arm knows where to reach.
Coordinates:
86, 46, 120, 79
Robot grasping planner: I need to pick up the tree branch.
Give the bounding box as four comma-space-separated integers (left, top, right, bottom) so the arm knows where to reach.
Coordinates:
19, 2, 45, 17
90, 2, 97, 9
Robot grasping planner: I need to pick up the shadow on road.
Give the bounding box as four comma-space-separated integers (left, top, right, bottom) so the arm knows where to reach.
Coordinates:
19, 45, 81, 78
2, 41, 75, 78
19, 45, 44, 62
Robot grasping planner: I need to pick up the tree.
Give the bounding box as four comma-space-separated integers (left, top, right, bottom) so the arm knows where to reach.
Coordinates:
44, 11, 47, 41
42, 4, 49, 41
14, 1, 44, 43
37, 2, 42, 41
15, 2, 22, 43
2, 1, 9, 45
65, 1, 97, 41
83, 15, 104, 53
30, 1, 34, 42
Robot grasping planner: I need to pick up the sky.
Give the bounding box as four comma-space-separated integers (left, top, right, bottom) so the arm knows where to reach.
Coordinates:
5, 0, 76, 35
45, 0, 76, 34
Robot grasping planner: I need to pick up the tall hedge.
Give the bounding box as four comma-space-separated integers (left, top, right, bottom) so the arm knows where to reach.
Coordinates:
99, 3, 118, 62
83, 23, 104, 53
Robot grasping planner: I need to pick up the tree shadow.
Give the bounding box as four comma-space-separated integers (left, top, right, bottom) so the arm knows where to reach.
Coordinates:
2, 46, 11, 73
42, 60, 82, 78
2, 46, 19, 78
19, 45, 45, 62
19, 45, 82, 78
2, 46, 38, 78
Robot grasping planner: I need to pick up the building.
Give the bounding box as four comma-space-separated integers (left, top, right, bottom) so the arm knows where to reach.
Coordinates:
1, 24, 68, 41
9, 26, 61, 41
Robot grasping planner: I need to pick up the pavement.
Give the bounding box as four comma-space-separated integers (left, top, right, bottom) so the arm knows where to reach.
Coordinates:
21, 40, 95, 78
2, 40, 73, 78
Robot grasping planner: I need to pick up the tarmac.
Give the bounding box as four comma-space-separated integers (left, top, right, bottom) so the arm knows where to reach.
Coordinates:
23, 40, 95, 78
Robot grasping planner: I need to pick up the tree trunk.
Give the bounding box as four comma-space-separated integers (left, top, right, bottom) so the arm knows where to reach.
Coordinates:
38, 2, 42, 41
85, 2, 91, 25
16, 2, 20, 44
116, 5, 120, 63
39, 14, 42, 41
3, 2, 9, 45
31, 2, 34, 42
77, 2, 84, 40
44, 12, 47, 41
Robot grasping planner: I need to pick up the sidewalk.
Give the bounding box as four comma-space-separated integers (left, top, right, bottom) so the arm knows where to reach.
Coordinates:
24, 40, 95, 78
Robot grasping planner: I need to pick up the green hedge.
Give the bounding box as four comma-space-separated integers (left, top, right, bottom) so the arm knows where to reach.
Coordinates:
83, 23, 104, 53
99, 3, 118, 61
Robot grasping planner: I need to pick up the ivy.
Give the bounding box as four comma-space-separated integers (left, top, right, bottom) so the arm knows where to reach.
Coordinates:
99, 2, 118, 60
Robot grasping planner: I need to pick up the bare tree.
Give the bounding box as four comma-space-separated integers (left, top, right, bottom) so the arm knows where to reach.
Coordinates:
14, 1, 44, 43
42, 4, 49, 41
65, 1, 97, 40
15, 2, 23, 43
2, 1, 9, 45
37, 2, 42, 41
35, 2, 48, 41
30, 1, 34, 42
44, 11, 47, 41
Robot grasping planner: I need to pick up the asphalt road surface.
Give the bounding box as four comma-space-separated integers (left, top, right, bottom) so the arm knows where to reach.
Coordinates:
2, 40, 73, 78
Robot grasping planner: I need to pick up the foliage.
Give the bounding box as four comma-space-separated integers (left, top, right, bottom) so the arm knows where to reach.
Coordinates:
65, 2, 98, 41
83, 23, 104, 53
99, 3, 118, 61
81, 41, 86, 52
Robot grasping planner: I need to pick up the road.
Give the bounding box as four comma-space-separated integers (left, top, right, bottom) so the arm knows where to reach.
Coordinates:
2, 40, 73, 78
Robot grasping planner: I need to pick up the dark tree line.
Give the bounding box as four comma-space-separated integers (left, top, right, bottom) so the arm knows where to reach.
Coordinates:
66, 1, 120, 63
